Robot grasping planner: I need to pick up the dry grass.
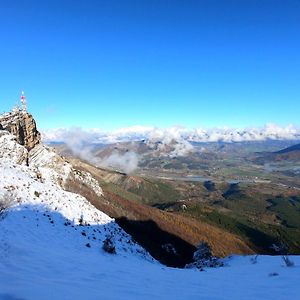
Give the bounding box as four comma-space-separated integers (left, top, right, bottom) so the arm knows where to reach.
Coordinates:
65, 161, 253, 266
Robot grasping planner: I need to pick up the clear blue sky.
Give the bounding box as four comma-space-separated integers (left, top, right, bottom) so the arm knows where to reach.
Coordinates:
0, 0, 299, 130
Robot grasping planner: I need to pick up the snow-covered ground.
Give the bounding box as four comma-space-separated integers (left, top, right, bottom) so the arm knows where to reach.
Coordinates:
1, 207, 299, 300
0, 130, 300, 300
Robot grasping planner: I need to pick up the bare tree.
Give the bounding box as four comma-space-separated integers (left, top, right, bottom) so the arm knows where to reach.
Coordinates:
0, 191, 16, 220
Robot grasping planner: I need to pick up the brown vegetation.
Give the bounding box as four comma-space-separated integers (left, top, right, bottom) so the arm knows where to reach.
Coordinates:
65, 159, 253, 267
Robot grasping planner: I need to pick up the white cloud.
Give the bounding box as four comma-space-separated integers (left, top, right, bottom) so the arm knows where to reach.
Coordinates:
100, 151, 139, 173
41, 127, 140, 173
41, 124, 300, 170
42, 124, 300, 147
146, 127, 194, 157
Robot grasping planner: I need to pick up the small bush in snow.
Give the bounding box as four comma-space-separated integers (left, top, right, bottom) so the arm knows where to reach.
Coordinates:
102, 236, 116, 254
271, 243, 294, 267
186, 241, 223, 270
250, 255, 259, 264
0, 191, 16, 220
34, 191, 41, 197
282, 255, 294, 267
78, 215, 84, 226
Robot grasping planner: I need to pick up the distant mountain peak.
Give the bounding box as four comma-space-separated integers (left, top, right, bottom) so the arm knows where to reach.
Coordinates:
275, 143, 300, 154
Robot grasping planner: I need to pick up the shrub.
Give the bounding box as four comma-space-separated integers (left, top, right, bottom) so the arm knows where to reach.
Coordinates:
250, 254, 259, 264
271, 243, 294, 267
0, 192, 16, 220
102, 236, 116, 254
186, 241, 224, 270
34, 191, 41, 197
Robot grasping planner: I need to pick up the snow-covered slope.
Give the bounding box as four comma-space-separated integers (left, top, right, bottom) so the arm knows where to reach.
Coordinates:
0, 131, 300, 300
0, 131, 152, 250
1, 207, 300, 300
0, 131, 28, 165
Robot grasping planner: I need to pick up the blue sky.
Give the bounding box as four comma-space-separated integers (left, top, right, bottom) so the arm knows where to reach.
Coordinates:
0, 0, 299, 130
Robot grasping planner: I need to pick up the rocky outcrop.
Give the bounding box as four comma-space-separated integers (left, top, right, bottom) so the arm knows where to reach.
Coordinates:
0, 131, 29, 165
0, 112, 41, 151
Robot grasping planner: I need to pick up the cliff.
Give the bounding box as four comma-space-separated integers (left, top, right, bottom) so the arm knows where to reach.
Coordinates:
0, 112, 41, 151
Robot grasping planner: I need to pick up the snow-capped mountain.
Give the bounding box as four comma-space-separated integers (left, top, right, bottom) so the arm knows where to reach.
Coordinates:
0, 112, 299, 300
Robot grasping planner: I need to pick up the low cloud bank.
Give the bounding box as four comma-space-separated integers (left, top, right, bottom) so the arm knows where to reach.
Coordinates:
43, 124, 300, 145
146, 127, 194, 157
42, 124, 300, 171
100, 151, 139, 173
48, 127, 139, 173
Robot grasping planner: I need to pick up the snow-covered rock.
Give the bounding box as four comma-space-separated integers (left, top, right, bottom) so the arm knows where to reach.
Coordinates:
28, 143, 72, 187
73, 168, 103, 197
0, 131, 28, 165
0, 130, 152, 260
0, 111, 41, 150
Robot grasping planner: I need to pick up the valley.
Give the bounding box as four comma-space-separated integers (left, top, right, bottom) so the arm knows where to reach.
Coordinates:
52, 138, 300, 261
1, 108, 299, 300
2, 2, 300, 298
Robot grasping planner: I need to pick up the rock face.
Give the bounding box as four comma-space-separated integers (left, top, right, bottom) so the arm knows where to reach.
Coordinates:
0, 112, 41, 151
0, 131, 29, 165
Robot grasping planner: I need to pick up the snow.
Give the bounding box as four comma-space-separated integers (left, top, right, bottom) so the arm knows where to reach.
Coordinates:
28, 144, 72, 186
0, 131, 28, 165
0, 161, 105, 225
1, 209, 299, 300
73, 169, 103, 196
0, 111, 22, 127
0, 131, 300, 300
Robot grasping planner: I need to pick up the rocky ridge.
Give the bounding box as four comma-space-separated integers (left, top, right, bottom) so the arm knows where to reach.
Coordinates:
0, 111, 41, 151
0, 111, 152, 261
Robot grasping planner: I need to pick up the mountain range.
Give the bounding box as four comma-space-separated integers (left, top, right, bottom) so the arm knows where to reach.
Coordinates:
0, 111, 299, 299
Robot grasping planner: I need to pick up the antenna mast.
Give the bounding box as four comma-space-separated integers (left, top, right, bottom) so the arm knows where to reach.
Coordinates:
20, 91, 27, 113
